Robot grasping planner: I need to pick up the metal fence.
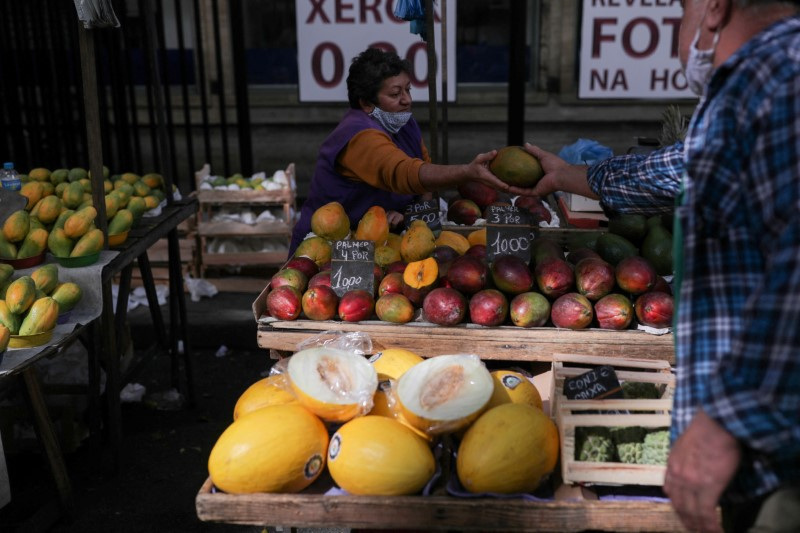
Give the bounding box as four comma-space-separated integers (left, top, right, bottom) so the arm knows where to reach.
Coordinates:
0, 0, 252, 192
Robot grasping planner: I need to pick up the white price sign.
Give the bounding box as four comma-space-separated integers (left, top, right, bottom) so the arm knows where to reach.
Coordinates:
579, 0, 695, 99
296, 0, 456, 102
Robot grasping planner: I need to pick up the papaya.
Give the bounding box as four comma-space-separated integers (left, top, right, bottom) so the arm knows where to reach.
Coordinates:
50, 168, 69, 185
28, 167, 51, 182
103, 179, 113, 194
39, 182, 55, 198
141, 173, 163, 190
0, 263, 14, 285
143, 195, 160, 210
113, 181, 134, 196
18, 296, 59, 335
125, 197, 147, 219
64, 206, 97, 239
150, 189, 165, 202
104, 194, 120, 219
120, 172, 140, 185
62, 181, 85, 209
31, 263, 59, 295
400, 220, 436, 263
2, 210, 30, 243
70, 228, 104, 257
311, 201, 350, 241
27, 216, 45, 231
0, 280, 10, 299
78, 178, 92, 193
0, 323, 9, 352
52, 209, 74, 231
0, 300, 21, 335
16, 228, 49, 259
0, 234, 17, 260
435, 230, 471, 255
108, 209, 134, 235
31, 195, 64, 224
132, 180, 151, 198
55, 182, 69, 197
6, 275, 36, 315
67, 167, 87, 183
354, 206, 390, 245
19, 181, 44, 211
110, 188, 131, 208
47, 228, 74, 258
51, 282, 82, 313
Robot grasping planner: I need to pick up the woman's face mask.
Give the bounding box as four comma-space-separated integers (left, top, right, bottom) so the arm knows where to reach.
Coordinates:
369, 106, 412, 134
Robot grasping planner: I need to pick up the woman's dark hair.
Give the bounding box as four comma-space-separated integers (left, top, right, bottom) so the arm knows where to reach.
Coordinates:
346, 47, 411, 109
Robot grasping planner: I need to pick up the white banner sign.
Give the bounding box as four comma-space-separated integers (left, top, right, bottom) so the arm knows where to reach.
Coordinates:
579, 0, 694, 99
296, 0, 456, 102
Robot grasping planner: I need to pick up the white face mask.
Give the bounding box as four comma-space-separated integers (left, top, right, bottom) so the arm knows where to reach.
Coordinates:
369, 106, 412, 134
684, 25, 720, 96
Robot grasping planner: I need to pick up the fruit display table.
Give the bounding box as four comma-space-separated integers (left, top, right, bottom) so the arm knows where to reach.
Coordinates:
195, 476, 684, 531
255, 317, 675, 364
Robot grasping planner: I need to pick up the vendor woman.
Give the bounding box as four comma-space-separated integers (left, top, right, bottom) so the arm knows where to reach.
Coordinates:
289, 46, 528, 254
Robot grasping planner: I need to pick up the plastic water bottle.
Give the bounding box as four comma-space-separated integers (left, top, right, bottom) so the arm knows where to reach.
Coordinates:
1, 162, 21, 191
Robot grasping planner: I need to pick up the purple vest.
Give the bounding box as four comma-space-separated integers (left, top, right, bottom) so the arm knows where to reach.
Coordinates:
289, 109, 423, 254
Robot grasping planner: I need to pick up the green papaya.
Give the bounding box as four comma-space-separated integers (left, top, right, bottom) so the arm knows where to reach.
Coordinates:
596, 233, 639, 266
641, 225, 674, 276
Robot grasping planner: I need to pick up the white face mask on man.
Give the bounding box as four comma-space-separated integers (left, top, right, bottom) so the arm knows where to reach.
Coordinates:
369, 106, 412, 134
683, 23, 721, 96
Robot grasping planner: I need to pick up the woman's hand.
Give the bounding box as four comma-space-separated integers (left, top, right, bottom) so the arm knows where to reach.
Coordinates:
386, 210, 404, 229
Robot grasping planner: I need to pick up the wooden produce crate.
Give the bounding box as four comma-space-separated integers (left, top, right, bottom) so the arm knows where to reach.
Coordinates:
194, 163, 296, 274
196, 477, 684, 531
551, 354, 674, 487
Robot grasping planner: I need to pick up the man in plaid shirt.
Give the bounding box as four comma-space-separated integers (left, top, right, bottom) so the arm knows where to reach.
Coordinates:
523, 2, 800, 531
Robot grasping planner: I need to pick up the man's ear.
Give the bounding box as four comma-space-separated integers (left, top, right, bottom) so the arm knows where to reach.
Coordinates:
704, 0, 730, 32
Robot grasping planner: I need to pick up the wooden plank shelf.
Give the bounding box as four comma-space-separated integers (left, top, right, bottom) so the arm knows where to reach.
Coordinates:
256, 319, 675, 363
197, 220, 291, 238
204, 251, 288, 267
195, 478, 683, 532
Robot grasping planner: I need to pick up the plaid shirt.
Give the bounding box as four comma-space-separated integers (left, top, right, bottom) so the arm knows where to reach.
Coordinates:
588, 16, 800, 501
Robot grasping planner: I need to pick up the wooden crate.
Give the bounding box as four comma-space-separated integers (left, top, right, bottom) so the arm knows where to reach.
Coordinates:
551, 354, 674, 487
194, 163, 295, 274
195, 477, 684, 531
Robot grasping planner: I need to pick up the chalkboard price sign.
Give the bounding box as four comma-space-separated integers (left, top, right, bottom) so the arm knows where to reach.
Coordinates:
404, 196, 441, 232
563, 365, 624, 401
485, 205, 532, 264
330, 240, 375, 297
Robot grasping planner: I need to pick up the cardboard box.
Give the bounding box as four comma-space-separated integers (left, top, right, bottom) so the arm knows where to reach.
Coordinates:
565, 193, 602, 212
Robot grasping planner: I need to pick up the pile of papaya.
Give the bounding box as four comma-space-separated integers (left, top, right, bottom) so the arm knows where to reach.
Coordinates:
0, 262, 83, 339
0, 166, 168, 260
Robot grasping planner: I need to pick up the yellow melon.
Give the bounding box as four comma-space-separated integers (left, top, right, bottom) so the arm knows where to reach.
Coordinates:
396, 354, 493, 436
486, 369, 543, 411
208, 404, 328, 494
327, 415, 435, 495
368, 348, 424, 380
368, 377, 435, 443
233, 374, 297, 420
286, 346, 378, 423
457, 403, 559, 494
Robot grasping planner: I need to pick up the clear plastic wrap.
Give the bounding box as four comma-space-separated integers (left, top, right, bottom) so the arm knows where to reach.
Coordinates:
283, 334, 378, 423
295, 330, 373, 356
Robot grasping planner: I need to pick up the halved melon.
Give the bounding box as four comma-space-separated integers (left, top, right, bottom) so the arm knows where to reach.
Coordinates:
327, 415, 435, 495
287, 346, 378, 422
486, 369, 543, 411
233, 374, 297, 420
368, 347, 425, 380
396, 354, 493, 435
208, 404, 328, 494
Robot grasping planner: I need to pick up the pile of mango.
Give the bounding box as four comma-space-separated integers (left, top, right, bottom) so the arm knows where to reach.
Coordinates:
0, 263, 83, 337
0, 167, 167, 260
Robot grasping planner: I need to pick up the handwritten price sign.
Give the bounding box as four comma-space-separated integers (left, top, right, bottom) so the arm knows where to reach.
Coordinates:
485, 205, 532, 264
331, 240, 375, 297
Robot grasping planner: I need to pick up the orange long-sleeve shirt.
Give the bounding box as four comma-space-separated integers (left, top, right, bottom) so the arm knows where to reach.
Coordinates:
336, 129, 431, 195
